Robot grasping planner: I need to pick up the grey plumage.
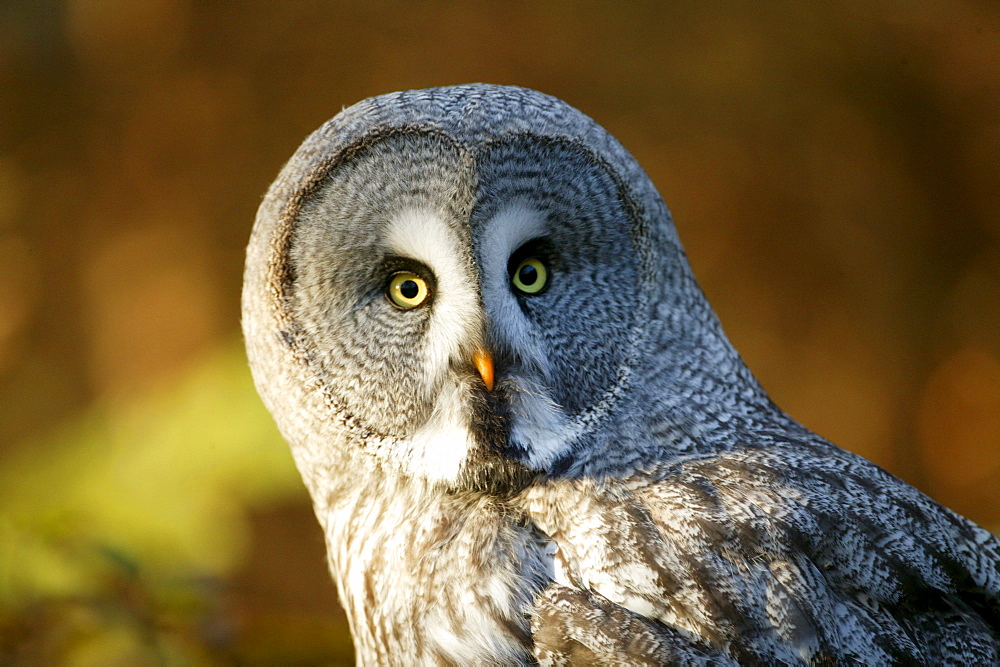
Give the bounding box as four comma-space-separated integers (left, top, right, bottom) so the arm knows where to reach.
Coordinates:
242, 84, 1000, 664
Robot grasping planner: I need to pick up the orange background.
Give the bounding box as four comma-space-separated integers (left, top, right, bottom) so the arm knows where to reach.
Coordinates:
1, 2, 998, 663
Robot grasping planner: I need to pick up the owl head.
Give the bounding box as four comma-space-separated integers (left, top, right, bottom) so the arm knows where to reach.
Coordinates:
243, 84, 759, 496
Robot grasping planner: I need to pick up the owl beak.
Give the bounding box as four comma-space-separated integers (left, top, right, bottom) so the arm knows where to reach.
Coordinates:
472, 348, 495, 392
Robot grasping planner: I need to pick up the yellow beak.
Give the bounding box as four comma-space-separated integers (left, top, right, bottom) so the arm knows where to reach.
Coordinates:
472, 348, 495, 392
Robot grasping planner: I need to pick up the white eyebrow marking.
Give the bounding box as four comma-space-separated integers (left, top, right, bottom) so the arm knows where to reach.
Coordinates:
477, 202, 550, 321
385, 208, 467, 271
477, 202, 580, 469
383, 208, 484, 483
478, 201, 547, 274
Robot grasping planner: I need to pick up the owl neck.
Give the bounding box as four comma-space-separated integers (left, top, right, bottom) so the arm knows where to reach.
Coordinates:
545, 286, 804, 478
310, 467, 545, 663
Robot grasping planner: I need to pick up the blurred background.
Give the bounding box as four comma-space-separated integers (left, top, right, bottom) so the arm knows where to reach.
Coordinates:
1, 1, 998, 663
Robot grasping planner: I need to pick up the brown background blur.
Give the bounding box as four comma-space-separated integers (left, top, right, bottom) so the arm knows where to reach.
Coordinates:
1, 1, 998, 664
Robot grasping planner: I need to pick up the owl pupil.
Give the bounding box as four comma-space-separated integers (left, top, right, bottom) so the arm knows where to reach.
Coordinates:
518, 264, 538, 285
399, 280, 419, 299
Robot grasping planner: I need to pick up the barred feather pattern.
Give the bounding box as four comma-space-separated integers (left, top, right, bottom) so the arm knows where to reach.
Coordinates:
520, 438, 1000, 663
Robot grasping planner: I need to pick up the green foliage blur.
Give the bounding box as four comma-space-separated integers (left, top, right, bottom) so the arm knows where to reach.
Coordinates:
1, 1, 998, 663
1, 346, 353, 662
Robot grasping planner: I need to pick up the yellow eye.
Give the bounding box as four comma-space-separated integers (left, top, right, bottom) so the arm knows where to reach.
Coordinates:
387, 272, 429, 309
511, 257, 548, 294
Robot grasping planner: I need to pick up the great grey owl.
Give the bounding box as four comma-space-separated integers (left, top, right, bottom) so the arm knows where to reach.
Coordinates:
242, 84, 1000, 664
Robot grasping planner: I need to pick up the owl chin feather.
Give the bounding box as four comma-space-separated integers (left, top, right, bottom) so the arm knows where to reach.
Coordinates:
448, 450, 540, 498
441, 374, 544, 497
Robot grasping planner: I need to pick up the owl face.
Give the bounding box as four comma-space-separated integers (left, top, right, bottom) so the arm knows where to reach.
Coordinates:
281, 128, 647, 485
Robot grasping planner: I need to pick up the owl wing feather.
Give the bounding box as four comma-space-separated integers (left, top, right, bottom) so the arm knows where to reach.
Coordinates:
524, 435, 1000, 663
531, 584, 731, 665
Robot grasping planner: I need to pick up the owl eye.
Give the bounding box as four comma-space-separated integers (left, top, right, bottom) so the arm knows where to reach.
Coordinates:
511, 257, 548, 295
386, 272, 430, 309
